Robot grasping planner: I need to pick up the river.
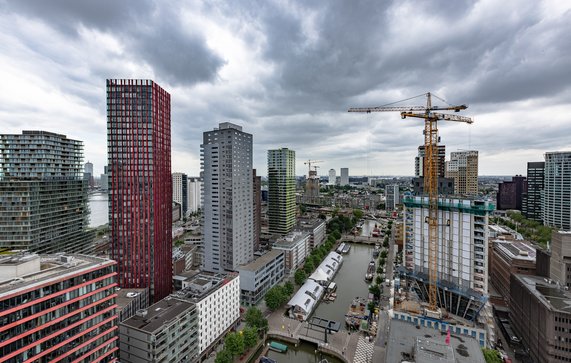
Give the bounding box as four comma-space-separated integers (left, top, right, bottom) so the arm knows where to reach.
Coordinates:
264, 341, 343, 363
88, 192, 108, 228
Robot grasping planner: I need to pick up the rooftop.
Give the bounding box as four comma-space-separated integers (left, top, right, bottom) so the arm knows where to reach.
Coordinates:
116, 288, 148, 311
297, 218, 326, 230
0, 252, 115, 296
515, 274, 571, 313
494, 240, 536, 262
171, 271, 238, 302
387, 319, 485, 363
274, 231, 310, 248
237, 249, 284, 272
121, 297, 195, 334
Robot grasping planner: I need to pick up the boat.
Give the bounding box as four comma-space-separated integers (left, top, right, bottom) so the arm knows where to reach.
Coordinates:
342, 244, 351, 254
372, 244, 381, 258
260, 357, 277, 363
372, 224, 381, 238
269, 341, 288, 353
365, 260, 375, 281
345, 297, 368, 329
336, 243, 346, 254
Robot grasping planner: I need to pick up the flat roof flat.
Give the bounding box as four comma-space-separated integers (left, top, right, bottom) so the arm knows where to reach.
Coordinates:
516, 274, 571, 313
116, 288, 147, 311
121, 297, 194, 334
386, 319, 485, 363
237, 249, 284, 272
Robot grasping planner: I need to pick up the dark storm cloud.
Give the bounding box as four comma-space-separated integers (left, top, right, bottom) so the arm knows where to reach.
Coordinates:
4, 0, 225, 86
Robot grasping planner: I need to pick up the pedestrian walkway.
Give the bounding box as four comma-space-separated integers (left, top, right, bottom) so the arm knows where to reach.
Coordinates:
353, 336, 375, 363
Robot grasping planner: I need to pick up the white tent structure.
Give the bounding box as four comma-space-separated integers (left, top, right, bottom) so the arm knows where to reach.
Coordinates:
287, 279, 324, 321
309, 251, 343, 285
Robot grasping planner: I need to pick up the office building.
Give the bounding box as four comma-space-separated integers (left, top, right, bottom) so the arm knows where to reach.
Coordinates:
188, 177, 202, 213
340, 167, 349, 186
549, 231, 571, 287
385, 184, 400, 210
497, 175, 527, 211
402, 196, 493, 320
119, 297, 198, 363
0, 253, 118, 362
171, 273, 240, 360
0, 131, 93, 254
273, 231, 310, 273
415, 145, 446, 178
236, 250, 285, 305
489, 240, 536, 306
522, 161, 545, 221
268, 148, 296, 235
84, 161, 94, 188
328, 168, 336, 185
542, 152, 571, 230
100, 165, 109, 191
202, 122, 253, 272
510, 274, 571, 363
253, 169, 261, 251
107, 79, 172, 302
173, 172, 188, 216
446, 150, 479, 195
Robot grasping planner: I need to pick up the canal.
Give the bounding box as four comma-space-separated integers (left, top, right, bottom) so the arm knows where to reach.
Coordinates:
264, 341, 343, 363
88, 192, 108, 228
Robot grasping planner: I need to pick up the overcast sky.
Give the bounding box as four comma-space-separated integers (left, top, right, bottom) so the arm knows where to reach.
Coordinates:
1, 0, 570, 177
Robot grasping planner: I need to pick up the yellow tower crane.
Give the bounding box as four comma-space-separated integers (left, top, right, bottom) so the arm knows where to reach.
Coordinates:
348, 92, 473, 313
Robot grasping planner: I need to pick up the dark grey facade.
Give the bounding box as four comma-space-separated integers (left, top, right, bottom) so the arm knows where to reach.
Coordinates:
522, 161, 545, 221
412, 177, 455, 196
0, 131, 93, 254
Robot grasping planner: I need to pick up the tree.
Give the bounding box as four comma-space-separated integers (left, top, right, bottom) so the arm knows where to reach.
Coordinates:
318, 213, 326, 220
244, 307, 267, 332
376, 265, 384, 274
369, 284, 381, 298
353, 209, 364, 219
284, 281, 294, 296
225, 332, 245, 358
265, 286, 287, 311
243, 327, 258, 350
215, 349, 232, 363
482, 348, 503, 363
375, 275, 382, 285
294, 269, 307, 285
380, 250, 388, 259
304, 260, 315, 274
367, 301, 376, 311
332, 230, 342, 240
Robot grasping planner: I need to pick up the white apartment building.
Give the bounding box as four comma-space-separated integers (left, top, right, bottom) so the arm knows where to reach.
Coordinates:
297, 218, 326, 250
202, 123, 254, 272
236, 249, 285, 305
172, 273, 240, 360
340, 167, 349, 186
188, 177, 202, 214
328, 169, 336, 185
273, 231, 310, 273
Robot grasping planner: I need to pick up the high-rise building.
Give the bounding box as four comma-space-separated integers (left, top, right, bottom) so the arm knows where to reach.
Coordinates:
412, 177, 455, 196
253, 169, 261, 251
107, 79, 172, 302
84, 160, 95, 188
415, 145, 446, 178
496, 175, 527, 211
268, 148, 296, 236
328, 168, 336, 185
385, 184, 400, 210
542, 152, 571, 230
340, 167, 349, 186
172, 172, 188, 216
402, 196, 493, 320
188, 177, 202, 213
522, 161, 545, 221
446, 150, 479, 195
0, 131, 93, 254
100, 165, 109, 191
202, 122, 253, 272
0, 252, 118, 362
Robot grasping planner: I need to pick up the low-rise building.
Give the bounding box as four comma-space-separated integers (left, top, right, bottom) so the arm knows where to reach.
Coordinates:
119, 297, 198, 363
0, 252, 118, 362
273, 231, 310, 273
297, 218, 326, 250
286, 279, 324, 321
510, 274, 571, 363
490, 240, 536, 306
236, 249, 285, 306
171, 272, 240, 360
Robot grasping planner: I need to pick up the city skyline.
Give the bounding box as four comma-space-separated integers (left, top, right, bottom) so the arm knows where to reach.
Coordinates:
1, 1, 571, 177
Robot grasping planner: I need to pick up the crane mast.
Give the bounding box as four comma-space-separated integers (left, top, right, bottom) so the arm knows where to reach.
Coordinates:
348, 92, 473, 313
